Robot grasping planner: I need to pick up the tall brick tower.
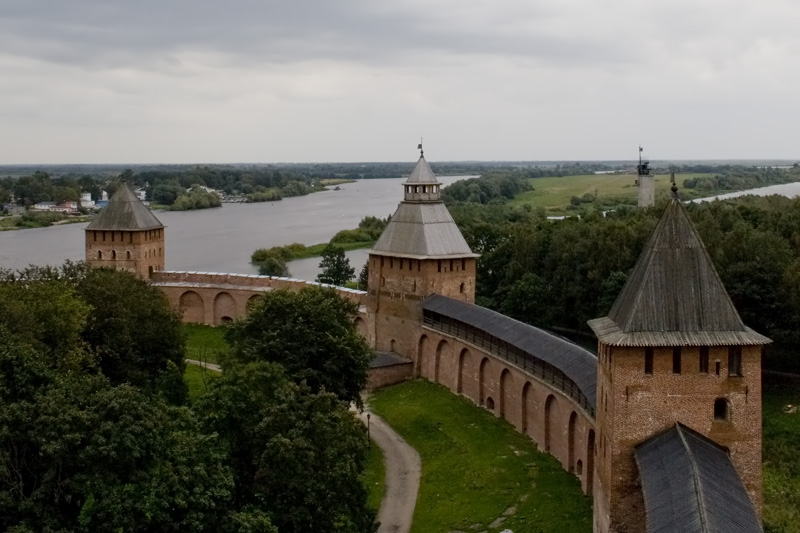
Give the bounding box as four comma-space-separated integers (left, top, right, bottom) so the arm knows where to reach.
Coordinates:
588, 198, 769, 533
367, 146, 478, 355
85, 182, 165, 279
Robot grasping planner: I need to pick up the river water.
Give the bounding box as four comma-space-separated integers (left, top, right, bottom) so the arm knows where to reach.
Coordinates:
0, 176, 473, 281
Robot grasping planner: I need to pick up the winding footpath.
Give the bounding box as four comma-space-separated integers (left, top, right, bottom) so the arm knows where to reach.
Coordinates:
357, 408, 421, 533
185, 359, 421, 533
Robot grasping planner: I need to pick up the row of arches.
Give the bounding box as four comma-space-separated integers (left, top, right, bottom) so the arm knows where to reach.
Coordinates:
97, 250, 132, 260
416, 334, 595, 493
178, 290, 262, 325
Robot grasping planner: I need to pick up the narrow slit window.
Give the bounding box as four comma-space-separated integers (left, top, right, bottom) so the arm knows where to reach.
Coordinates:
673, 347, 681, 374
700, 347, 709, 373
728, 346, 742, 376
644, 347, 653, 375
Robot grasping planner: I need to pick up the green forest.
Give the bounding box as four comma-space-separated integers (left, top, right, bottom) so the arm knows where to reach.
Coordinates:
0, 264, 376, 533
444, 174, 800, 373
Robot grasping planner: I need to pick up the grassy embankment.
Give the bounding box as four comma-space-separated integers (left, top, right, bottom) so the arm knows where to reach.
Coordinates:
0, 213, 90, 230
510, 173, 708, 215
320, 178, 357, 187
763, 375, 800, 533
369, 380, 593, 533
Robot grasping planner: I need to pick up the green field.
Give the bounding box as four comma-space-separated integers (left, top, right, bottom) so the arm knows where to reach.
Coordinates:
763, 376, 800, 533
184, 323, 228, 364
363, 441, 386, 514
368, 380, 592, 533
183, 363, 219, 403
510, 173, 708, 214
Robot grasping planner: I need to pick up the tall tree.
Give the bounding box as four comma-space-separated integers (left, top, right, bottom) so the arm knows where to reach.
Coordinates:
316, 244, 355, 286
225, 286, 372, 406
198, 362, 376, 533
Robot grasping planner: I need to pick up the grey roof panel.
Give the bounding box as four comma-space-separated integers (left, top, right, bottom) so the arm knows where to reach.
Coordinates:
590, 200, 769, 346
405, 155, 440, 184
372, 203, 477, 259
86, 182, 163, 231
635, 424, 762, 533
370, 351, 412, 368
423, 294, 597, 407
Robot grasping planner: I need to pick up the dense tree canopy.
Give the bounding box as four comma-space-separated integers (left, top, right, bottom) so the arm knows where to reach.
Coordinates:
225, 287, 372, 405
448, 194, 800, 372
1, 263, 377, 532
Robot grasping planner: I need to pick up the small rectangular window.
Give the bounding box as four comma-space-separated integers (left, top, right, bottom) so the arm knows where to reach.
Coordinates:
673, 347, 681, 374
699, 347, 709, 373
462, 258, 466, 270
644, 347, 653, 375
728, 346, 742, 376
437, 260, 441, 273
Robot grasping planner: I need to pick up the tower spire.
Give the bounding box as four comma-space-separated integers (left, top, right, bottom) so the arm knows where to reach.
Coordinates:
417, 138, 424, 158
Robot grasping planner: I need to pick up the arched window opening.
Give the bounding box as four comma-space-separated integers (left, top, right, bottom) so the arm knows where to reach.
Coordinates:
485, 397, 495, 410
714, 398, 730, 421
111, 250, 117, 259
126, 251, 131, 259
97, 250, 102, 259
576, 460, 583, 476
459, 282, 465, 293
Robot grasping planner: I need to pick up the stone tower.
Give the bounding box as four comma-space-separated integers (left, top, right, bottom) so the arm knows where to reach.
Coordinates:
588, 199, 768, 532
85, 182, 165, 278
636, 148, 654, 208
367, 148, 478, 355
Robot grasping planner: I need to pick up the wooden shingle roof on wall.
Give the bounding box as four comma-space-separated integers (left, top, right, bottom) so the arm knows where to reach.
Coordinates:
635, 424, 762, 533
86, 182, 163, 231
588, 200, 770, 347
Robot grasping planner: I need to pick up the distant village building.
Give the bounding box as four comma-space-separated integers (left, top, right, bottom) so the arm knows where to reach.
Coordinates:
80, 192, 95, 209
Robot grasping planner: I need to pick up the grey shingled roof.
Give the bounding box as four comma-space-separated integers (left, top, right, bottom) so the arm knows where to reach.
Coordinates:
423, 294, 597, 408
370, 352, 412, 368
406, 155, 439, 184
588, 200, 770, 347
86, 182, 163, 231
635, 424, 762, 533
372, 203, 477, 259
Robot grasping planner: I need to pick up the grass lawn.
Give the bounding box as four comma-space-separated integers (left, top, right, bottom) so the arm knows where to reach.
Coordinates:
363, 440, 386, 514
183, 363, 219, 403
763, 376, 800, 533
368, 380, 592, 533
184, 323, 228, 364
510, 173, 709, 214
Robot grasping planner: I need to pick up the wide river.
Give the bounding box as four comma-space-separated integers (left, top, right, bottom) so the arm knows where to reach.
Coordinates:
0, 176, 473, 281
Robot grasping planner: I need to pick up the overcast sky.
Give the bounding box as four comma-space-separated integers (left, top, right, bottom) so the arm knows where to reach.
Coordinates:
1, 0, 798, 164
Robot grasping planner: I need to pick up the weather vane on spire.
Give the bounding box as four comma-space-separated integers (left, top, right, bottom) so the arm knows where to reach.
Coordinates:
637, 146, 650, 176
417, 138, 424, 157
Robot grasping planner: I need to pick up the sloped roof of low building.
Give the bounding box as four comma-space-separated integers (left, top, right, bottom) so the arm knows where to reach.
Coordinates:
635, 424, 762, 533
423, 294, 597, 408
405, 154, 439, 184
588, 199, 770, 346
86, 182, 163, 231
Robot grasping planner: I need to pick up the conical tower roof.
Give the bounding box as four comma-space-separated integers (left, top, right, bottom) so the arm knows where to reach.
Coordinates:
588, 200, 770, 346
86, 182, 163, 231
405, 154, 439, 184
372, 151, 477, 259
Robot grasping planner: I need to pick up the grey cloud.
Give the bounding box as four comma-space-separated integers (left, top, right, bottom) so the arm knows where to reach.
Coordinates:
0, 0, 645, 69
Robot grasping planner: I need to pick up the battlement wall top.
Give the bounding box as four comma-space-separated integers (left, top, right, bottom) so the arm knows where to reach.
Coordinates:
152, 270, 366, 305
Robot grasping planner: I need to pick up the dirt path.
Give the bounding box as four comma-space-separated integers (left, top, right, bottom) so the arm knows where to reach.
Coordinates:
358, 409, 421, 533
185, 359, 421, 532
185, 358, 221, 372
